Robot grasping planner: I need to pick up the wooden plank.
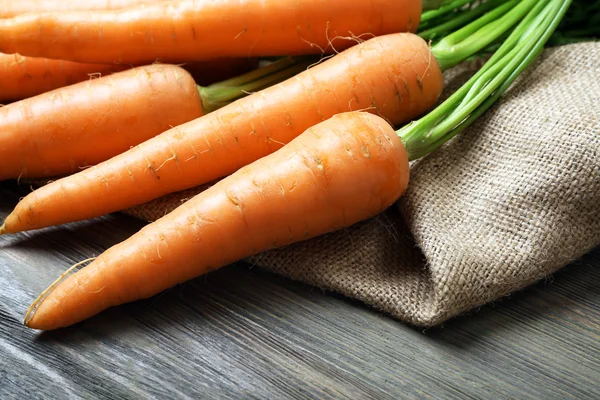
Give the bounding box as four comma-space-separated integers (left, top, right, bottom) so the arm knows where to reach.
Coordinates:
1, 181, 599, 399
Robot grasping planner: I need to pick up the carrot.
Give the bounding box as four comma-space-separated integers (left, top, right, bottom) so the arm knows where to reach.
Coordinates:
0, 54, 259, 103
0, 57, 312, 182
0, 0, 166, 18
24, 111, 410, 330
0, 53, 259, 103
0, 53, 128, 103
0, 32, 443, 234
24, 0, 573, 331
0, 63, 202, 180
0, 0, 422, 64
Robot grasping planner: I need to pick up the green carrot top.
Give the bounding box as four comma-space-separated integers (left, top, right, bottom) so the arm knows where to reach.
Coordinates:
400, 0, 573, 161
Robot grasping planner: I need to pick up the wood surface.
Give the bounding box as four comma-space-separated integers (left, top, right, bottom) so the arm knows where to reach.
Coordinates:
1, 181, 599, 399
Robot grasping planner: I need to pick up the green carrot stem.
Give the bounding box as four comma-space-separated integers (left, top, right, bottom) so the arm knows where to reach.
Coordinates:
419, 0, 508, 41
455, 0, 547, 107
410, 45, 545, 159
406, 2, 554, 146
431, 0, 539, 71
198, 57, 316, 113
421, 2, 566, 155
403, 0, 543, 144
422, 0, 446, 11
398, 0, 572, 161
420, 0, 473, 24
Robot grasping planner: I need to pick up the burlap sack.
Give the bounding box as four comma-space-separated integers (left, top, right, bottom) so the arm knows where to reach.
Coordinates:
125, 42, 600, 327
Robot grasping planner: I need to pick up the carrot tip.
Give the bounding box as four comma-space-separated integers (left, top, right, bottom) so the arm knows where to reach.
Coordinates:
0, 223, 6, 236
24, 257, 97, 330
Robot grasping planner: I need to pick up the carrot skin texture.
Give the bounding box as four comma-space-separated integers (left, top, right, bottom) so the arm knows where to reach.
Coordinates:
0, 0, 166, 18
0, 53, 128, 103
0, 64, 204, 180
0, 32, 442, 233
25, 111, 410, 330
0, 0, 422, 64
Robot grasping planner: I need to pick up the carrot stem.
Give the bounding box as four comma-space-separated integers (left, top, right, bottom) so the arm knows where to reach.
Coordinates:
422, 0, 446, 11
420, 0, 474, 24
431, 0, 537, 71
399, 0, 573, 160
198, 57, 316, 113
419, 0, 508, 41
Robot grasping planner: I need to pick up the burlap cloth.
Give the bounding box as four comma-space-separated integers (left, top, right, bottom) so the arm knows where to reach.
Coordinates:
124, 42, 600, 327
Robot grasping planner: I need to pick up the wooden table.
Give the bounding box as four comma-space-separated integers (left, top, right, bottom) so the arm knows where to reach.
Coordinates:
1, 181, 599, 399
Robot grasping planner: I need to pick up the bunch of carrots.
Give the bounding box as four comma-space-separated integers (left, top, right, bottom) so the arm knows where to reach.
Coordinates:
0, 0, 573, 330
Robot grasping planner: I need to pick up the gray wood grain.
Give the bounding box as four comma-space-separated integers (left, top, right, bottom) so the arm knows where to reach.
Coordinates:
1, 181, 599, 400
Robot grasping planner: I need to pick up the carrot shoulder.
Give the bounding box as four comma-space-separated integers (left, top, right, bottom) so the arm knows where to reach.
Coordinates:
25, 111, 410, 331
0, 32, 442, 234
0, 0, 422, 64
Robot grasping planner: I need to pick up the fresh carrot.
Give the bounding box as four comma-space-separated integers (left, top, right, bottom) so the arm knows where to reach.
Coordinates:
0, 53, 127, 103
0, 32, 443, 234
0, 57, 312, 182
0, 0, 422, 64
0, 53, 259, 103
1, 0, 548, 234
0, 0, 166, 18
23, 0, 573, 331
0, 64, 202, 180
24, 111, 410, 330
0, 54, 258, 103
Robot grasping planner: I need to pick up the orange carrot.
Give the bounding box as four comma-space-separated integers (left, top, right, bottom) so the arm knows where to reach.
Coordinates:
0, 32, 443, 234
0, 0, 422, 64
0, 0, 166, 18
24, 111, 410, 330
0, 64, 203, 181
0, 53, 259, 103
0, 57, 310, 182
22, 0, 571, 332
0, 53, 128, 103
